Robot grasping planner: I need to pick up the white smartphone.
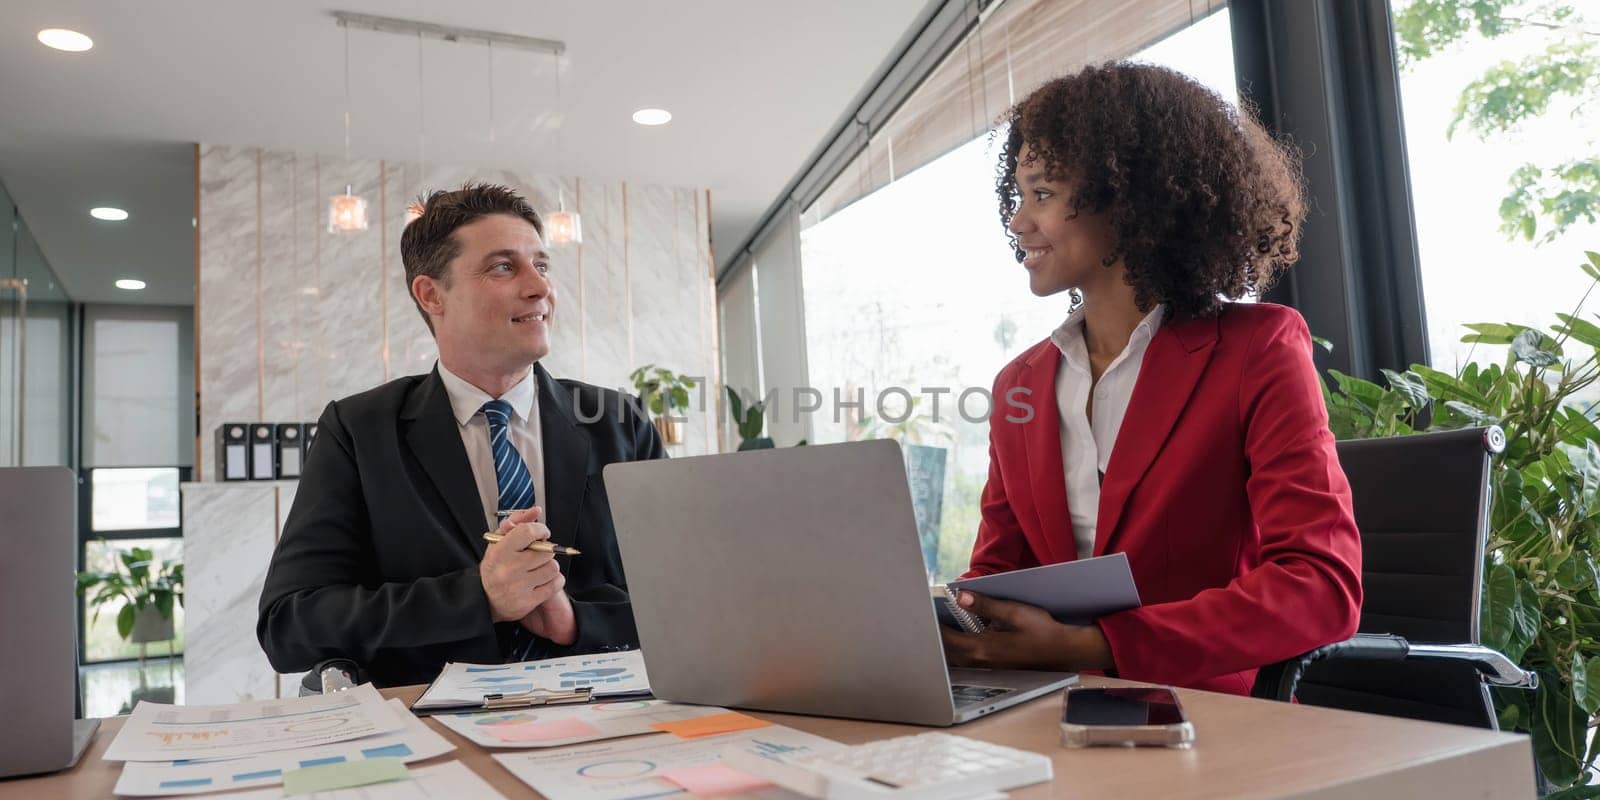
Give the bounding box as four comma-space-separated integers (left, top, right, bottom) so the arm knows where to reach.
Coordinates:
1059, 686, 1195, 748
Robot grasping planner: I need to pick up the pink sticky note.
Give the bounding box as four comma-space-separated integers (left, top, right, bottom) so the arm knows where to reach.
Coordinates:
659, 763, 772, 797
489, 717, 603, 743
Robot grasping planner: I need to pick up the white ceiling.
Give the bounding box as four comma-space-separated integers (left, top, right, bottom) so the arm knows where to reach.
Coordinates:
0, 1, 932, 305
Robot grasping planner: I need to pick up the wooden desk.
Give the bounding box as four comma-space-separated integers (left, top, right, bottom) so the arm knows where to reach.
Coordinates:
1, 676, 1533, 799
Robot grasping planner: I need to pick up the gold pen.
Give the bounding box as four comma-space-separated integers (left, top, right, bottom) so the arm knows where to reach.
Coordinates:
481, 530, 582, 556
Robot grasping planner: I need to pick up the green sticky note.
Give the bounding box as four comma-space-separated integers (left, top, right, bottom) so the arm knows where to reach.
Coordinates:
282, 758, 410, 796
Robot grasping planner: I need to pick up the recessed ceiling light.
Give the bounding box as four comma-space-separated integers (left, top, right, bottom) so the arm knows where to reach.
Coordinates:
37, 28, 93, 52
115, 279, 146, 291
632, 108, 672, 126
90, 207, 128, 221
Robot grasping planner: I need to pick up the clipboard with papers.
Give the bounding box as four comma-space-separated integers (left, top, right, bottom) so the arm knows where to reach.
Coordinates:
411, 649, 652, 715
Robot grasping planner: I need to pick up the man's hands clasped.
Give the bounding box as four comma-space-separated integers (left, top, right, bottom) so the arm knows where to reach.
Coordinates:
479, 506, 577, 645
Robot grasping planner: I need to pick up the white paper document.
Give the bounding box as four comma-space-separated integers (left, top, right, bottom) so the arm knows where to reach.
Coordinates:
164, 760, 506, 800
113, 699, 454, 796
103, 683, 404, 763
492, 723, 837, 800
414, 650, 651, 710
433, 699, 728, 749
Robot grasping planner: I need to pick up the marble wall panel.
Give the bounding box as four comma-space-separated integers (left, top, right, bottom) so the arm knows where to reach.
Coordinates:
631, 184, 704, 456
579, 181, 632, 393
198, 146, 264, 481
259, 151, 303, 422
291, 156, 332, 421
182, 483, 278, 704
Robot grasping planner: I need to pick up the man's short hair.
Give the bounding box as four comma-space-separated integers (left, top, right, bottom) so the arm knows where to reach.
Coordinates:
401, 182, 545, 332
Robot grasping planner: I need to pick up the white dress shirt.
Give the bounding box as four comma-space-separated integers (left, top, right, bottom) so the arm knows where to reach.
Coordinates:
1052, 304, 1165, 560
437, 363, 547, 531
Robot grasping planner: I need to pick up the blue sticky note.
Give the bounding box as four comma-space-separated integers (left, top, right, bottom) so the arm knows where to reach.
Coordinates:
159, 778, 213, 788
360, 743, 413, 759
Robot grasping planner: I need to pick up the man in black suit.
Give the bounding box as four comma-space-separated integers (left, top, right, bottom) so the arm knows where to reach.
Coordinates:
258, 183, 666, 688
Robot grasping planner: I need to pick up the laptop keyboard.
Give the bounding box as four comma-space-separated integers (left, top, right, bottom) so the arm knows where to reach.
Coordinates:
951, 684, 1013, 708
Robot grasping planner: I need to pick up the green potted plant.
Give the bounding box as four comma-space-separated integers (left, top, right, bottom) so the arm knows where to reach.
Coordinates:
76, 544, 185, 645
1323, 251, 1600, 794
725, 386, 775, 450
630, 365, 698, 447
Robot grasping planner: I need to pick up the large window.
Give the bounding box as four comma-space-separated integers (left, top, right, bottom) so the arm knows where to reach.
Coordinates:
78, 305, 194, 669
1390, 0, 1599, 372
800, 11, 1238, 582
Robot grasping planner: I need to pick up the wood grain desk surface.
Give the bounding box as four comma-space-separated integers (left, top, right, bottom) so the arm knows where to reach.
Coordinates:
0, 675, 1533, 799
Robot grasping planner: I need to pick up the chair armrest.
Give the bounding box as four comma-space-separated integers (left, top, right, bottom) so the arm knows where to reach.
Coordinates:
1252, 633, 1411, 701
1404, 643, 1538, 689
297, 658, 365, 696
1251, 633, 1536, 702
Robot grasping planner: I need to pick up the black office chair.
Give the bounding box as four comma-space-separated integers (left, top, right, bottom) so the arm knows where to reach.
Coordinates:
1252, 426, 1537, 728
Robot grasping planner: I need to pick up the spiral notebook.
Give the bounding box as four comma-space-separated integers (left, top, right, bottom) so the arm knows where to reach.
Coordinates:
931, 585, 987, 633
932, 553, 1141, 632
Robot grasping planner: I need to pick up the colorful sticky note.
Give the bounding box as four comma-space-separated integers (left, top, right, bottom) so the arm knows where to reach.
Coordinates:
650, 712, 773, 739
281, 758, 410, 796
489, 717, 604, 743
660, 763, 773, 796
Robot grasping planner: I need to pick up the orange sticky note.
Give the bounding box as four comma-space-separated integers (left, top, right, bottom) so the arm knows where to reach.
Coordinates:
659, 763, 772, 796
650, 712, 773, 739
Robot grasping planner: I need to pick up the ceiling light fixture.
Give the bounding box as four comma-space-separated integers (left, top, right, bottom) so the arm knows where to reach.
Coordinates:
328, 22, 368, 232
545, 51, 581, 245
328, 11, 568, 229
37, 28, 93, 52
90, 207, 128, 221
631, 108, 672, 126
115, 278, 146, 291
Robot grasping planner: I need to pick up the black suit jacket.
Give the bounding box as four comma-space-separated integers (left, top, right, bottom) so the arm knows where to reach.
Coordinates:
257, 363, 666, 687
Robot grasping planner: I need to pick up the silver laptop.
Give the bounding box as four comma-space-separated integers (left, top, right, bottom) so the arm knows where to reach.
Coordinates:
0, 467, 99, 778
604, 439, 1076, 727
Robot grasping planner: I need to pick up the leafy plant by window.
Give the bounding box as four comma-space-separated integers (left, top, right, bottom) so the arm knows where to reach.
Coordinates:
1324, 251, 1600, 793
629, 365, 697, 417
1392, 0, 1599, 244
75, 545, 184, 641
725, 386, 775, 450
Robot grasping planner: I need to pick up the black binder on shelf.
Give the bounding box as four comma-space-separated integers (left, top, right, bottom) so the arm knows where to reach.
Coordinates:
216, 424, 249, 481
249, 424, 277, 480
275, 423, 304, 479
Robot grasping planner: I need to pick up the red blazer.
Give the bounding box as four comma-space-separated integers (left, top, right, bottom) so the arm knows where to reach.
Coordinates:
965, 302, 1362, 695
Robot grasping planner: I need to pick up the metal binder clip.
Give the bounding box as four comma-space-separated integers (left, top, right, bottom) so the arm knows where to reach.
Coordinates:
481, 686, 595, 709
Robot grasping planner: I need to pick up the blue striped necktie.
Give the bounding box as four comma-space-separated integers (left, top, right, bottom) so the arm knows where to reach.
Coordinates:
481, 399, 536, 513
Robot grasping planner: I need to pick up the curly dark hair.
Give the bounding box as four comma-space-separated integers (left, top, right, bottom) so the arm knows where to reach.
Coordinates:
997, 62, 1305, 318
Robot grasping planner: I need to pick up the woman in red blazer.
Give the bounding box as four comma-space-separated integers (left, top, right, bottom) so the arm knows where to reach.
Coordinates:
940, 63, 1363, 696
